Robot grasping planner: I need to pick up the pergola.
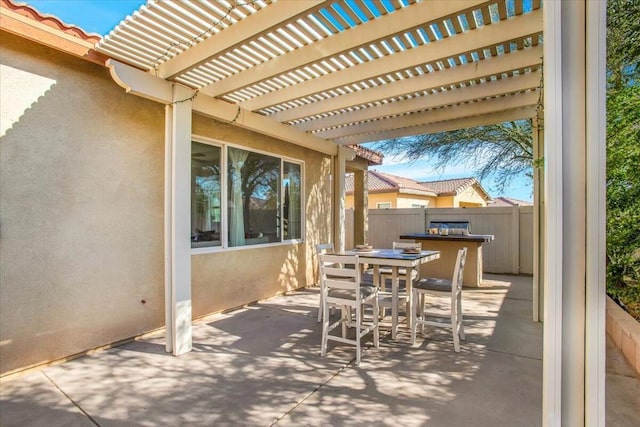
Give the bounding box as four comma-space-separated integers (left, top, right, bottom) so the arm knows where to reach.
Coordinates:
95, 1, 607, 424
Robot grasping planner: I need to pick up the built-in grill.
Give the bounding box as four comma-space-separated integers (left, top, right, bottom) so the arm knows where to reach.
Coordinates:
427, 220, 470, 236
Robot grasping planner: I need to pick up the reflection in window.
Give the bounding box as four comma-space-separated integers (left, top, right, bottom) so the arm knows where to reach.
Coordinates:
191, 142, 221, 248
283, 162, 302, 240
228, 147, 281, 247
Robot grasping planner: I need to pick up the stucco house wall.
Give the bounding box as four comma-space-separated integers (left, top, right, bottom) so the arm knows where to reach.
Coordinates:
0, 31, 331, 375
0, 31, 167, 375
434, 195, 455, 207
346, 193, 438, 209
356, 192, 396, 208
190, 116, 332, 317
395, 194, 436, 208
456, 185, 489, 207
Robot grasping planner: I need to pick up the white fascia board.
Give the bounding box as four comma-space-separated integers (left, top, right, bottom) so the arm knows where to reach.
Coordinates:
335, 106, 537, 145
157, 1, 325, 79
322, 90, 538, 139
298, 70, 542, 132
274, 45, 543, 123
192, 96, 337, 156
241, 8, 542, 112
203, 0, 493, 97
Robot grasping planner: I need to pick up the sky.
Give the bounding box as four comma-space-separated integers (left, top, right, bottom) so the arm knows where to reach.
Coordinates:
25, 0, 533, 202
28, 0, 146, 35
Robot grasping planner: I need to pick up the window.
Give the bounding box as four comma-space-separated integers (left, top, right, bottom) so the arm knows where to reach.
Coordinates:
411, 204, 427, 208
191, 142, 222, 248
377, 202, 392, 209
228, 147, 280, 247
283, 162, 302, 240
192, 140, 303, 249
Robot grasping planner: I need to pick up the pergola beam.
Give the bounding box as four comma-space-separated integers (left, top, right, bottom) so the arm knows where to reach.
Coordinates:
202, 0, 493, 97
241, 8, 542, 111
107, 59, 336, 155
192, 96, 336, 155
273, 45, 543, 123
321, 90, 538, 140
334, 106, 537, 145
297, 70, 541, 132
157, 1, 326, 79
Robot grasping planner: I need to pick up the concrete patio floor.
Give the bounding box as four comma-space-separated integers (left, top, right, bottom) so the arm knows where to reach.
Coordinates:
1, 274, 638, 426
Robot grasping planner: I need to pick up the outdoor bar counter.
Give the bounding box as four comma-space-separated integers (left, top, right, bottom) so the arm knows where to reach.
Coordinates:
399, 233, 494, 287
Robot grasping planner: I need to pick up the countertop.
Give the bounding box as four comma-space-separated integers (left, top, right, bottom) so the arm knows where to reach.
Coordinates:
400, 233, 495, 243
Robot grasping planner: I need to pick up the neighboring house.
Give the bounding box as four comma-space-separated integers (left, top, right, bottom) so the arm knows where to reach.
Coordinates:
345, 170, 492, 209
491, 196, 533, 207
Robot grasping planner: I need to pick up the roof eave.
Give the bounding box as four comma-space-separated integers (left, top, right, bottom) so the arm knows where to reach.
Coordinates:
0, 0, 107, 65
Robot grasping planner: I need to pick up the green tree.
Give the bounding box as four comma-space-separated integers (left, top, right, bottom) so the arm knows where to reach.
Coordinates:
607, 0, 639, 89
605, 0, 640, 318
372, 120, 534, 193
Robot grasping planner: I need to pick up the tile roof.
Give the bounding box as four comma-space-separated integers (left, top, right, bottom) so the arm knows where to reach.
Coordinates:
346, 170, 436, 197
346, 170, 492, 201
376, 171, 437, 196
1, 0, 107, 65
349, 145, 383, 166
1, 0, 101, 43
491, 197, 533, 206
419, 177, 479, 196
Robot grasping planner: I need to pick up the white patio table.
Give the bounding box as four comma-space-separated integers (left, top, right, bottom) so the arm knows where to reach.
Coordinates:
344, 248, 441, 339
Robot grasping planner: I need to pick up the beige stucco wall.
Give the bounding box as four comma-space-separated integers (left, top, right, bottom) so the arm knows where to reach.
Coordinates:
456, 185, 488, 207
190, 116, 332, 317
348, 188, 487, 209
0, 31, 332, 375
0, 31, 166, 375
346, 192, 397, 209
434, 195, 455, 207
395, 194, 436, 208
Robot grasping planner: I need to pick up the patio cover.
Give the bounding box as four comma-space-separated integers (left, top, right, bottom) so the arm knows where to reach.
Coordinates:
94, 1, 608, 424
96, 0, 544, 353
96, 0, 543, 146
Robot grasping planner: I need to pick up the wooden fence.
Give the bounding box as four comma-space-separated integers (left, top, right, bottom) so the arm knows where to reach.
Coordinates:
345, 206, 533, 274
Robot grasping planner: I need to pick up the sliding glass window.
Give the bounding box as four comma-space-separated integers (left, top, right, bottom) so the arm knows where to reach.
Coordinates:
228, 147, 281, 247
191, 141, 303, 249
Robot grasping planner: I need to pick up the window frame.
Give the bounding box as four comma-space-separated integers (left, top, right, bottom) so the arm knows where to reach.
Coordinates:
376, 202, 392, 209
282, 160, 304, 242
191, 135, 305, 255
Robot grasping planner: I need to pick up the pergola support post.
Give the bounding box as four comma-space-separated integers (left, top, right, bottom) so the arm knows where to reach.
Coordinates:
333, 146, 355, 252
353, 169, 368, 246
164, 84, 193, 356
542, 1, 606, 425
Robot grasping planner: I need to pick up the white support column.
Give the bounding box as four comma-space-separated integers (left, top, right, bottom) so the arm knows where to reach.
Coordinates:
353, 169, 368, 246
164, 105, 174, 353
333, 146, 355, 252
585, 1, 607, 425
542, 1, 607, 425
543, 3, 564, 422
532, 116, 544, 323
166, 85, 193, 355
